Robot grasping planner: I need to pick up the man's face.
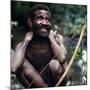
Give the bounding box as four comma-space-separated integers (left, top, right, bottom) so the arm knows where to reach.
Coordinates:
32, 10, 51, 37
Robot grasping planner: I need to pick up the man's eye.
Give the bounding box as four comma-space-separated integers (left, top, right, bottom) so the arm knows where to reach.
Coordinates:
37, 16, 43, 20
46, 18, 49, 21
46, 17, 51, 21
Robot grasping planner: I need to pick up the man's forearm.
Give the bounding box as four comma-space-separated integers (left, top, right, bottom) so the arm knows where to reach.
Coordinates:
11, 40, 29, 73
49, 38, 66, 63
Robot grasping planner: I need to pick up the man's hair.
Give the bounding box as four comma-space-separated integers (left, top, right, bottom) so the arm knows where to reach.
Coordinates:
30, 4, 51, 19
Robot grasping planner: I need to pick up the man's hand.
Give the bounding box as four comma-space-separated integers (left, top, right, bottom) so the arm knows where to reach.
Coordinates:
49, 30, 57, 41
24, 31, 33, 42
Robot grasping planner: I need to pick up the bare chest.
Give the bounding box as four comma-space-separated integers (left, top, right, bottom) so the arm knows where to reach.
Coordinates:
25, 42, 53, 71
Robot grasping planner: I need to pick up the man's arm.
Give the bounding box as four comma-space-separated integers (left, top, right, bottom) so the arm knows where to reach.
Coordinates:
49, 31, 71, 84
11, 32, 33, 73
49, 31, 67, 64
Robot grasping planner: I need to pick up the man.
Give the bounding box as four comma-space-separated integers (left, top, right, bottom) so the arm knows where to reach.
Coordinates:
11, 4, 67, 88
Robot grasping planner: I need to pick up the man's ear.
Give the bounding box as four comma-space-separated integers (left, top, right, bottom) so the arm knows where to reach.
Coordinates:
27, 17, 32, 28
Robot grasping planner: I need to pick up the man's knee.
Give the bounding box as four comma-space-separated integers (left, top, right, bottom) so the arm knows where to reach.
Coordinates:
49, 60, 62, 73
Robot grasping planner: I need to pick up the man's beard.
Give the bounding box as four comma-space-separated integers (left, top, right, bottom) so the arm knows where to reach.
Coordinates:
32, 23, 51, 37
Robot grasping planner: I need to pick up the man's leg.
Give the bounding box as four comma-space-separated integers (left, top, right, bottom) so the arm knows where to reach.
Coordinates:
49, 59, 67, 86
22, 59, 47, 88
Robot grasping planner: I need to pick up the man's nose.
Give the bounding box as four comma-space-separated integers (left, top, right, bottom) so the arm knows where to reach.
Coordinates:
42, 19, 47, 25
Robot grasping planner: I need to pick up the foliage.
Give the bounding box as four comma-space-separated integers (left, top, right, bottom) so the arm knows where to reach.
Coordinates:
66, 49, 87, 86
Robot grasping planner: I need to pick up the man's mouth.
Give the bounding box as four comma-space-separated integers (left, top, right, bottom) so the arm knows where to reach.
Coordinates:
40, 28, 48, 32
39, 25, 51, 32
